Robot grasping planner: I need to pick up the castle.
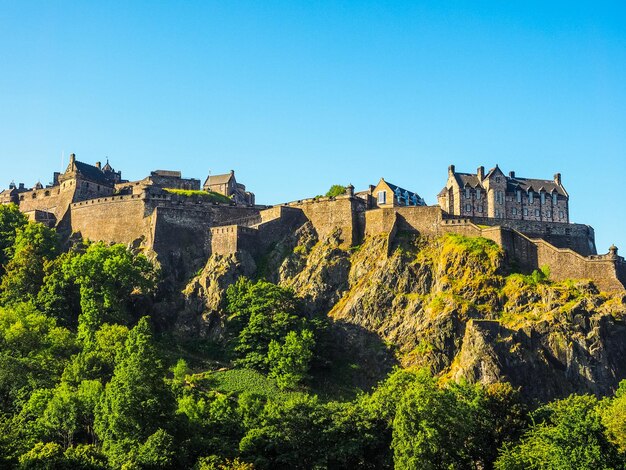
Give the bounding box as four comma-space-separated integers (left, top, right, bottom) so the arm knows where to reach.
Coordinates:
1, 157, 624, 292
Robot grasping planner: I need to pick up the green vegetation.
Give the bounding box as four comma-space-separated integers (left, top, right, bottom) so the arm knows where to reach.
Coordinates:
163, 188, 232, 204
0, 222, 624, 468
325, 184, 347, 198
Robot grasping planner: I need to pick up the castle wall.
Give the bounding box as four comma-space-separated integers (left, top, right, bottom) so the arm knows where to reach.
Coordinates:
285, 196, 364, 247
438, 219, 624, 292
69, 195, 152, 245
255, 206, 307, 251
466, 216, 596, 256
209, 225, 258, 257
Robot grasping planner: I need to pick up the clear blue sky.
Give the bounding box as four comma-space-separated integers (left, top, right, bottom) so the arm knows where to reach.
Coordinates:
1, 1, 625, 252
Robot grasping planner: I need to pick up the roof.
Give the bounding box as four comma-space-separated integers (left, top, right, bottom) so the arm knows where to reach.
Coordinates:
206, 172, 234, 186
381, 180, 426, 205
454, 173, 482, 188
73, 161, 110, 184
448, 166, 568, 197
507, 177, 567, 196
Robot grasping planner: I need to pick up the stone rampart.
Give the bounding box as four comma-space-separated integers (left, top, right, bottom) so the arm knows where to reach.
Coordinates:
439, 219, 624, 292
70, 195, 152, 245
285, 196, 365, 247
457, 216, 596, 256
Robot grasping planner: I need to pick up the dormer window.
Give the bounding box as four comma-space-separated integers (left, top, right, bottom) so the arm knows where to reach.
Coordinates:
540, 192, 545, 205
377, 191, 386, 204
465, 187, 471, 199
475, 189, 481, 200
516, 190, 522, 203
528, 191, 534, 204
552, 193, 558, 205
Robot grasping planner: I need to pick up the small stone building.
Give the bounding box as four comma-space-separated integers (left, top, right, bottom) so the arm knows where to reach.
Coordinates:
438, 165, 569, 222
371, 178, 426, 208
203, 170, 255, 206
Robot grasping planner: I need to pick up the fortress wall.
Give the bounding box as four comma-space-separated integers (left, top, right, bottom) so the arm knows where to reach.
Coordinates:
256, 206, 307, 251
466, 216, 597, 256
395, 206, 445, 236
286, 196, 362, 247
440, 219, 624, 292
70, 195, 151, 245
365, 208, 399, 237
210, 225, 258, 256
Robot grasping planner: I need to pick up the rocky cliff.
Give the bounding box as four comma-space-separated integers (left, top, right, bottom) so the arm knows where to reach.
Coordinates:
180, 228, 626, 402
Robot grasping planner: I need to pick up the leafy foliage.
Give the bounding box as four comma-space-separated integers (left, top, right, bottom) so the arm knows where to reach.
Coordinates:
325, 185, 347, 198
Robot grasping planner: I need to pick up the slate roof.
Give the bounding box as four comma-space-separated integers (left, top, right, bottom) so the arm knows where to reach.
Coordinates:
206, 173, 234, 185
384, 181, 426, 206
448, 167, 567, 197
74, 161, 111, 184
507, 177, 567, 196
454, 173, 482, 188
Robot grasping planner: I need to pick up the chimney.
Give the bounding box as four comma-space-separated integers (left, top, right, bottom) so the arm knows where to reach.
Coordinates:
69, 153, 76, 171
477, 166, 485, 180
53, 172, 60, 185
96, 161, 101, 170
448, 164, 456, 176
554, 173, 562, 185
509, 171, 515, 178
18, 183, 24, 190
230, 170, 235, 175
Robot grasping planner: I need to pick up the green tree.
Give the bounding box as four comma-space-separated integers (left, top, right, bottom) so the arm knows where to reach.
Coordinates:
37, 252, 82, 328
0, 302, 75, 413
239, 394, 330, 469
68, 243, 157, 339
0, 222, 59, 305
391, 371, 476, 470
226, 278, 306, 370
325, 185, 347, 198
495, 394, 622, 470
0, 203, 28, 270
603, 380, 626, 454
95, 317, 174, 466
267, 329, 315, 389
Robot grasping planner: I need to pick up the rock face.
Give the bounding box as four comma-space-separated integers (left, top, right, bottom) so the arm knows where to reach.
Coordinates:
182, 228, 626, 401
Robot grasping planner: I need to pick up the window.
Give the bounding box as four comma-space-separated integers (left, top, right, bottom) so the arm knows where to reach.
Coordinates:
465, 188, 471, 199
496, 177, 501, 183
559, 211, 564, 219
512, 208, 518, 216
516, 190, 522, 203
465, 204, 471, 213
495, 209, 501, 218
377, 191, 386, 204
523, 208, 528, 216
552, 193, 558, 204
477, 205, 483, 213
540, 192, 546, 205
496, 190, 504, 204
535, 209, 540, 217
476, 189, 481, 200
528, 191, 534, 204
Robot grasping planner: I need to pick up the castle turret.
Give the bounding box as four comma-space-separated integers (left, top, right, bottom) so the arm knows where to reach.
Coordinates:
346, 184, 355, 197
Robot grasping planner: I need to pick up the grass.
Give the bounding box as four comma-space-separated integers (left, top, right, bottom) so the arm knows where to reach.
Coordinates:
204, 368, 304, 399
163, 188, 232, 204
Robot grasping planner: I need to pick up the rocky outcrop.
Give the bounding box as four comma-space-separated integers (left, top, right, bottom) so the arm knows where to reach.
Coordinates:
181, 229, 626, 400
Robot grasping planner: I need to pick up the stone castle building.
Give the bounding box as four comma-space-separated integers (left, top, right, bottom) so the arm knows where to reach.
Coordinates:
204, 170, 255, 206
438, 165, 569, 223
1, 155, 624, 292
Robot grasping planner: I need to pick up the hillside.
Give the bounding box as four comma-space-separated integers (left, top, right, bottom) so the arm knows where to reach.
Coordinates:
0, 204, 625, 469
